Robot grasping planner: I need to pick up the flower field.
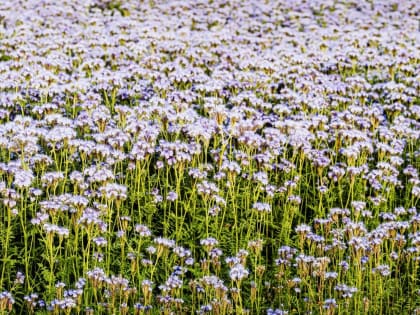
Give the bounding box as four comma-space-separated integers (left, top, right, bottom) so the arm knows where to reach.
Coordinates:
0, 0, 419, 314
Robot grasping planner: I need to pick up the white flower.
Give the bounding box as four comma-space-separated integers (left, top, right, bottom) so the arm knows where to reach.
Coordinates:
229, 263, 249, 281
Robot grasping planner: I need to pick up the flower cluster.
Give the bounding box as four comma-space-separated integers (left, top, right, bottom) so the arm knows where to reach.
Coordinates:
0, 0, 418, 314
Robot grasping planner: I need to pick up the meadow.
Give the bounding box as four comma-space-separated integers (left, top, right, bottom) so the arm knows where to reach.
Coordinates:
0, 0, 419, 314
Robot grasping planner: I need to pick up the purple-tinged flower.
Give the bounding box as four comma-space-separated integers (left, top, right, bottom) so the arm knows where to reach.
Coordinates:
229, 263, 249, 282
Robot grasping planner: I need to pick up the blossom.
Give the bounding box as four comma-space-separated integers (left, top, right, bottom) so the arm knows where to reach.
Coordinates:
252, 202, 271, 213
229, 263, 249, 282
99, 183, 127, 201
13, 169, 34, 189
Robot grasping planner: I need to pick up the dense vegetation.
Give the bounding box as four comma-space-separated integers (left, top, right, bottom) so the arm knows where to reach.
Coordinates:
0, 0, 418, 314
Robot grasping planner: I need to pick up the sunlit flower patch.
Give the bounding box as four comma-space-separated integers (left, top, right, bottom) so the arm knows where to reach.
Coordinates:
0, 0, 419, 314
